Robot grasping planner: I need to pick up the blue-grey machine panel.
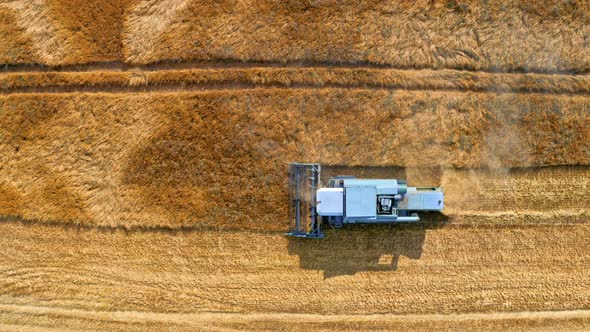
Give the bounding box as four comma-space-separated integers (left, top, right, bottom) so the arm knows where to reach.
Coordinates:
339, 179, 442, 224
345, 186, 377, 219
342, 179, 405, 223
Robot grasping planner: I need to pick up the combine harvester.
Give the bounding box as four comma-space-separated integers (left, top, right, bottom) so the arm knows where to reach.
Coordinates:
287, 163, 444, 238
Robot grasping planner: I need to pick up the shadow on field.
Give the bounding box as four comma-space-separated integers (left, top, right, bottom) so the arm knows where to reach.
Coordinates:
287, 165, 448, 278
287, 214, 448, 278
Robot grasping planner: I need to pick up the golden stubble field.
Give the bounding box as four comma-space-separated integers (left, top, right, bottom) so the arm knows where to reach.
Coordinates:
1, 0, 590, 331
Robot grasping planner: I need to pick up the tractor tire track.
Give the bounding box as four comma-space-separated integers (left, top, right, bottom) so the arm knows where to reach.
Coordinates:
1, 303, 590, 331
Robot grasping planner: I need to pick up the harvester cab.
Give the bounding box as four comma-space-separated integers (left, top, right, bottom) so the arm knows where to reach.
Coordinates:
286, 162, 444, 239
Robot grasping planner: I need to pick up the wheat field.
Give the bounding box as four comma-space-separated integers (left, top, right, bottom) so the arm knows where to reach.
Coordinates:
1, 0, 590, 330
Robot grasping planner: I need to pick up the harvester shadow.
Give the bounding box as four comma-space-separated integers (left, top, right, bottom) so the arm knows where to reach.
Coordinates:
287, 213, 448, 279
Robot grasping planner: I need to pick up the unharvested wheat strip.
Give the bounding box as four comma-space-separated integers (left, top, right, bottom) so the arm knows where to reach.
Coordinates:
3, 67, 590, 95
2, 1, 590, 73
0, 91, 589, 229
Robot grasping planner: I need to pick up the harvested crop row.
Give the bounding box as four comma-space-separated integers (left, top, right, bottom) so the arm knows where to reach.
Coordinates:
1, 220, 589, 315
442, 167, 590, 214
2, 0, 590, 72
2, 305, 590, 332
0, 90, 588, 228
4, 67, 590, 95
